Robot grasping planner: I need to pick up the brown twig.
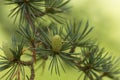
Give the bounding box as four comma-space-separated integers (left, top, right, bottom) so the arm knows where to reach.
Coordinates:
20, 61, 33, 66
24, 4, 36, 80
25, 12, 35, 33
30, 64, 35, 80
20, 60, 35, 80
69, 45, 76, 53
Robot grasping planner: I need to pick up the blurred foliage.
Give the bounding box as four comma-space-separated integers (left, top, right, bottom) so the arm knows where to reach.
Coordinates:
69, 0, 120, 56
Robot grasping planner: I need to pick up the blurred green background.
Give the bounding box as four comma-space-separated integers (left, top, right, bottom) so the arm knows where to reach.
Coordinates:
0, 0, 120, 80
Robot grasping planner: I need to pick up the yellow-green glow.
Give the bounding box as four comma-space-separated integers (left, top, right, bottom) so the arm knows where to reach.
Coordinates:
70, 0, 120, 57
0, 23, 5, 49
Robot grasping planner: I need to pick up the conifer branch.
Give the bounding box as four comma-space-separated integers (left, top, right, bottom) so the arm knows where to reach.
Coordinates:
0, 0, 120, 80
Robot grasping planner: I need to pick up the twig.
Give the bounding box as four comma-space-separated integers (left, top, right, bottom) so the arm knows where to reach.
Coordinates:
30, 64, 35, 80
69, 45, 76, 53
20, 61, 33, 66
25, 12, 35, 33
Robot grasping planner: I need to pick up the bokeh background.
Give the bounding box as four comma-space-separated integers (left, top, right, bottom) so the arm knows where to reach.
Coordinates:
0, 0, 120, 80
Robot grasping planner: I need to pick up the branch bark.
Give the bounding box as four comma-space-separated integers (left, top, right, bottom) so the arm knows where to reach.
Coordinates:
30, 64, 35, 80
